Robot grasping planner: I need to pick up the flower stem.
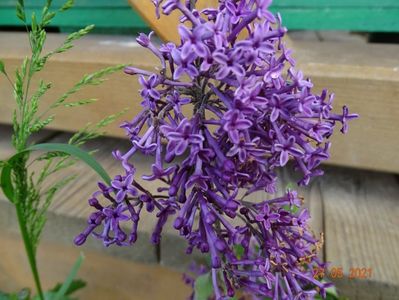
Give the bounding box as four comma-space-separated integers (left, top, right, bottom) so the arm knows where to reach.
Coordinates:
15, 203, 45, 300
13, 155, 44, 300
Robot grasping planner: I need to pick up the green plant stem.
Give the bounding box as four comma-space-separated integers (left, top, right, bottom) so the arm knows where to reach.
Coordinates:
13, 155, 45, 300
15, 202, 44, 300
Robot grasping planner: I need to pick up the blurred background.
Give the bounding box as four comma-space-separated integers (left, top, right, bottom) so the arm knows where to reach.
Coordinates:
0, 1, 398, 299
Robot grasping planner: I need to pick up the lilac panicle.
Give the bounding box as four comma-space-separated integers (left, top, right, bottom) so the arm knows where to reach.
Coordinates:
76, 0, 357, 299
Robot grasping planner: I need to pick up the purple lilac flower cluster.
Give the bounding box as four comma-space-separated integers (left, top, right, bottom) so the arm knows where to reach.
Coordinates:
75, 0, 357, 298
196, 191, 331, 299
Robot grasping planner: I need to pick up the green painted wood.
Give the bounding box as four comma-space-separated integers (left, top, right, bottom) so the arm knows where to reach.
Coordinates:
0, 0, 398, 32
0, 7, 147, 30
0, 0, 128, 8
271, 8, 399, 32
1, 0, 399, 8
273, 0, 399, 8
0, 0, 146, 33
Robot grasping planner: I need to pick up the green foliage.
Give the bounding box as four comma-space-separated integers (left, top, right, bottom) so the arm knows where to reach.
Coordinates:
63, 98, 97, 108
49, 279, 86, 299
194, 273, 214, 300
16, 0, 26, 22
48, 64, 125, 110
59, 0, 75, 13
0, 60, 5, 74
0, 0, 125, 299
0, 288, 31, 300
52, 254, 85, 300
1, 145, 112, 250
315, 285, 347, 300
233, 244, 245, 260
0, 263, 86, 300
68, 108, 128, 147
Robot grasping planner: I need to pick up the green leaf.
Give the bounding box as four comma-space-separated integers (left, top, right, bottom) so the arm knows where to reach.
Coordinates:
1, 143, 111, 203
0, 60, 5, 75
233, 244, 245, 259
29, 143, 111, 183
314, 287, 346, 300
325, 284, 339, 298
1, 159, 14, 202
50, 279, 86, 297
285, 182, 295, 190
194, 273, 214, 300
53, 254, 84, 300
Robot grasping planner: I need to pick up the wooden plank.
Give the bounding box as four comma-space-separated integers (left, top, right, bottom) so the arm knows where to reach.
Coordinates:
0, 231, 190, 300
319, 167, 399, 299
0, 7, 147, 30
129, 1, 399, 33
273, 8, 399, 32
1, 0, 396, 9
1, 127, 399, 298
291, 39, 399, 173
1, 32, 398, 173
1, 0, 130, 7
128, 0, 219, 43
0, 31, 156, 137
273, 0, 399, 8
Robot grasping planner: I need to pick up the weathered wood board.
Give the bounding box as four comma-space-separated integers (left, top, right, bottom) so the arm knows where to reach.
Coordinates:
1, 125, 398, 299
0, 232, 190, 300
1, 31, 398, 173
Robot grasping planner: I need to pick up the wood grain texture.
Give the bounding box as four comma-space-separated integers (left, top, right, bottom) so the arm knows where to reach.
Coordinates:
129, 1, 399, 33
0, 32, 157, 137
273, 0, 399, 8
0, 0, 147, 32
290, 39, 399, 173
1, 126, 399, 299
0, 232, 190, 300
274, 8, 399, 32
128, 0, 219, 43
1, 31, 398, 172
319, 167, 399, 299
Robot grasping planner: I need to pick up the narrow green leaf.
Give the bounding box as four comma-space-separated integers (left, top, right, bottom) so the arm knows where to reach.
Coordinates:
0, 143, 111, 203
50, 279, 86, 296
29, 143, 111, 184
0, 60, 5, 75
194, 273, 214, 300
53, 254, 84, 300
1, 160, 14, 202
325, 284, 339, 298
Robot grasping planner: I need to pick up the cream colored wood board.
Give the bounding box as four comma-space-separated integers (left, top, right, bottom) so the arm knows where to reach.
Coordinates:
319, 167, 399, 299
0, 232, 190, 300
1, 127, 399, 298
1, 32, 398, 172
